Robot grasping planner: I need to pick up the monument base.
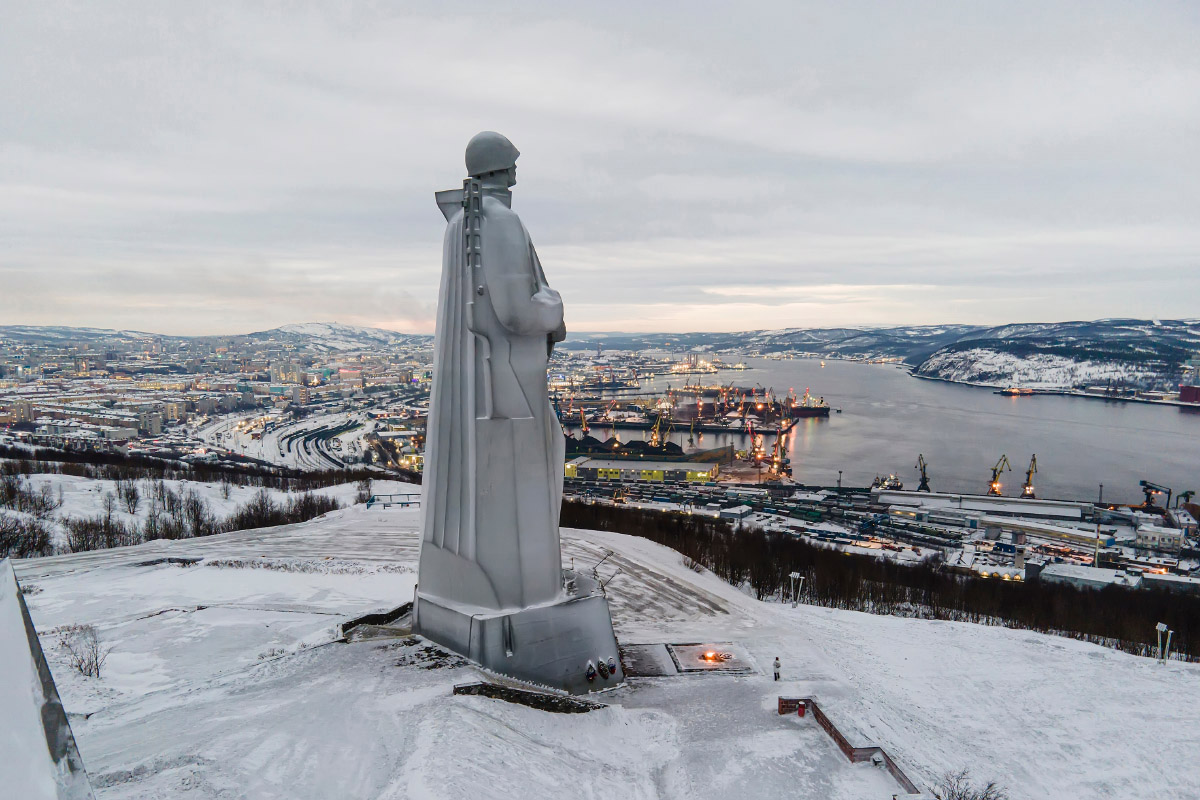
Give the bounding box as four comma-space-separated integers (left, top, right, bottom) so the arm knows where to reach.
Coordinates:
413, 578, 623, 695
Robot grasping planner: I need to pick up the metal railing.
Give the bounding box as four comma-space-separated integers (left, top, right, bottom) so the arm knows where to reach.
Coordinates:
365, 493, 421, 509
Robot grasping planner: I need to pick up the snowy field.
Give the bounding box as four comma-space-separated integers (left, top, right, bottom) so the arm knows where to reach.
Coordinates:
4, 470, 413, 551
12, 504, 1200, 799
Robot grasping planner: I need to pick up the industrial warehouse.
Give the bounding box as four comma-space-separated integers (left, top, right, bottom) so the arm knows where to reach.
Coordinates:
564, 457, 719, 483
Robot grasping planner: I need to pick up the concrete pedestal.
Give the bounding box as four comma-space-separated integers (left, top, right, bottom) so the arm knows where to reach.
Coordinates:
413, 580, 623, 695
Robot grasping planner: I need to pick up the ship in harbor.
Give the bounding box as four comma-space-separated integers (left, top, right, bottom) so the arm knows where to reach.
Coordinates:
555, 381, 834, 441
788, 388, 831, 418
871, 474, 904, 490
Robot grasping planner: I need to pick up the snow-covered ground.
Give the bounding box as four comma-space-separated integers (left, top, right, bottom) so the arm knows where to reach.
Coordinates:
916, 348, 1162, 388
4, 469, 413, 551
12, 505, 1200, 799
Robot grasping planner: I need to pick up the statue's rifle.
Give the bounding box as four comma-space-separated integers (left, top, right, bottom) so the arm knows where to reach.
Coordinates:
462, 178, 494, 419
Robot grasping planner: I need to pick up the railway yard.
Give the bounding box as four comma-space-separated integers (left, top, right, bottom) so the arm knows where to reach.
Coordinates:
195, 411, 372, 471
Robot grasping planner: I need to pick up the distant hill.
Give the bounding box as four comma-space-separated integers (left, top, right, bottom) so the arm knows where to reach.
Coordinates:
564, 319, 1200, 389
562, 324, 984, 362
0, 323, 431, 353
5, 319, 1197, 388
245, 323, 430, 352
0, 325, 161, 343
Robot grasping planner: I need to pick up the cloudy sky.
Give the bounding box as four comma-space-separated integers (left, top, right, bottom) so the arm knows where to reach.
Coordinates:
2, 2, 1198, 335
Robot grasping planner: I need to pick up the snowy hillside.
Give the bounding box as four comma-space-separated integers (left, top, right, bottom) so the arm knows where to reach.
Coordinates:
247, 323, 430, 352
0, 325, 159, 343
563, 318, 1200, 368
11, 504, 1200, 799
914, 348, 1165, 388
562, 324, 984, 361
0, 322, 431, 352
2, 471, 414, 552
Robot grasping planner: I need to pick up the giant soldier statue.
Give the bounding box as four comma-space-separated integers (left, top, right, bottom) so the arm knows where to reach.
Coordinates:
413, 132, 621, 693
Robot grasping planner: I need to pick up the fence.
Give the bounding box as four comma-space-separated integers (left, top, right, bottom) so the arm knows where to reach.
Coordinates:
365, 493, 421, 509
778, 696, 920, 795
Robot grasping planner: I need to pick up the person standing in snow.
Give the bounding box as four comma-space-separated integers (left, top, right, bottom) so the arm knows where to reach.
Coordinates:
773, 656, 781, 681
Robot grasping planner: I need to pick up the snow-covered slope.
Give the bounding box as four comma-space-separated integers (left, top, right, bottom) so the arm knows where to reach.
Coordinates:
914, 347, 1164, 388
563, 319, 1200, 380
247, 323, 430, 352
12, 505, 1200, 799
0, 323, 431, 352
4, 471, 414, 552
0, 325, 159, 343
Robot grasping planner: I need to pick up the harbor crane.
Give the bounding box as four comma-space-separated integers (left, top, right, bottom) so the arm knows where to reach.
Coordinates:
987, 455, 1012, 496
1138, 480, 1172, 511
915, 454, 931, 492
649, 410, 672, 449
1020, 455, 1038, 499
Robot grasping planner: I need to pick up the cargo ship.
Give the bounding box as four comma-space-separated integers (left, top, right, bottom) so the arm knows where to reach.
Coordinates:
788, 388, 831, 418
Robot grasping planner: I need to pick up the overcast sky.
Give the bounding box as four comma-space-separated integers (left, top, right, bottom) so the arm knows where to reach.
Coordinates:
2, 2, 1198, 335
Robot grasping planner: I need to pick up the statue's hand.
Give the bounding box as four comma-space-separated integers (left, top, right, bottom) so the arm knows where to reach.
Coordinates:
532, 286, 562, 308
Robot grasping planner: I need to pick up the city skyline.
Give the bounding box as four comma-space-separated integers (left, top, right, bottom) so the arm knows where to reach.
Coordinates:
3, 2, 1199, 335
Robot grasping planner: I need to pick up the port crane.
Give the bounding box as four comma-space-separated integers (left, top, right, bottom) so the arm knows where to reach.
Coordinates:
987, 455, 1012, 496
1138, 480, 1172, 511
649, 410, 673, 449
1020, 455, 1037, 499
770, 432, 788, 475
915, 454, 931, 492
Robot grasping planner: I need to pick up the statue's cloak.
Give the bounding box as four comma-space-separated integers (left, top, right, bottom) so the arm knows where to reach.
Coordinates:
418, 188, 566, 611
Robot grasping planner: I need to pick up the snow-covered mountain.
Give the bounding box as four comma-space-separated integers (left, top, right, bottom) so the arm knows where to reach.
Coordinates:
0, 323, 431, 353
911, 319, 1200, 388
914, 348, 1166, 388
562, 324, 985, 361
565, 319, 1200, 389
0, 325, 159, 343
246, 323, 430, 352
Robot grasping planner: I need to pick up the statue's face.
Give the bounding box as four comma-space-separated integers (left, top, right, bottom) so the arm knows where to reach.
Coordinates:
507, 166, 517, 187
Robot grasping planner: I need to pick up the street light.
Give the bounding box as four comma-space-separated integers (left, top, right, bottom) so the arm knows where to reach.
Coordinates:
1155, 622, 1174, 663
789, 571, 805, 607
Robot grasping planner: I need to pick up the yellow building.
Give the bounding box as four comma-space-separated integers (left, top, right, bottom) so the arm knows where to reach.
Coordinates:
564, 457, 718, 483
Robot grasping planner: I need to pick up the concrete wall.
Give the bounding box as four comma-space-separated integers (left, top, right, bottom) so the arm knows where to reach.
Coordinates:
778, 696, 920, 795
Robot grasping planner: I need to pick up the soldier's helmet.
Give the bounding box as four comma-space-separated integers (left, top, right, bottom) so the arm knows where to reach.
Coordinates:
466, 131, 520, 177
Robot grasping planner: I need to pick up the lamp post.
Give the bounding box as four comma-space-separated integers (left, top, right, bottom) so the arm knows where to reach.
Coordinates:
1098, 483, 1104, 505
837, 470, 843, 491
1156, 622, 1168, 662
789, 572, 804, 607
